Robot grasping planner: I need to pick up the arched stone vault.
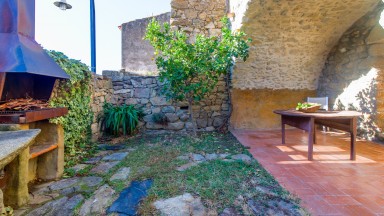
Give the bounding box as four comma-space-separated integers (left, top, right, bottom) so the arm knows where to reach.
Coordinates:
229, 0, 381, 129
231, 0, 379, 90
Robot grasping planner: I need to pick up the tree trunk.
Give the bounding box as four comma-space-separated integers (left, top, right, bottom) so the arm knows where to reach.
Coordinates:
188, 97, 197, 136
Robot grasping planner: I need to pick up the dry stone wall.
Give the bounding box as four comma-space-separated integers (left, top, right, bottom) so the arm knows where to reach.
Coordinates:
93, 0, 231, 135
318, 3, 384, 140
102, 70, 230, 132
90, 75, 113, 139
170, 0, 226, 39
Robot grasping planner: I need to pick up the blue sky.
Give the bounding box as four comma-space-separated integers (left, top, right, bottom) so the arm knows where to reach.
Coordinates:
35, 0, 171, 74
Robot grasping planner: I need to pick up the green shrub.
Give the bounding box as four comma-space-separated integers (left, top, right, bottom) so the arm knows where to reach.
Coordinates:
152, 113, 168, 125
47, 50, 93, 162
99, 103, 143, 136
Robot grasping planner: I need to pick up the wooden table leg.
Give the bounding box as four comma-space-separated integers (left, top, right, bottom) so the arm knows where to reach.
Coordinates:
350, 117, 357, 160
308, 118, 315, 161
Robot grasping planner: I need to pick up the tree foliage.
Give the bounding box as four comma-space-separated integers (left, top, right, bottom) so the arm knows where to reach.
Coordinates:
48, 50, 93, 162
145, 18, 250, 135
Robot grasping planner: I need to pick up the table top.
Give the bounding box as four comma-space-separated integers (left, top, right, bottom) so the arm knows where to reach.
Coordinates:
0, 129, 40, 169
274, 109, 362, 118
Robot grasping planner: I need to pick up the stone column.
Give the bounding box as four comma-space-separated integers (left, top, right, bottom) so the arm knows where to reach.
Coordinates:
36, 124, 64, 180
3, 148, 30, 207
0, 189, 4, 213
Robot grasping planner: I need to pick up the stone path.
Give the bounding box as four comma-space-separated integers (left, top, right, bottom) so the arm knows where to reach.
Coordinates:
14, 139, 302, 216
17, 144, 132, 216
17, 142, 256, 216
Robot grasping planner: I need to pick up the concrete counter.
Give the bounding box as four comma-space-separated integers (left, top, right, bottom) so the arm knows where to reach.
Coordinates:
0, 129, 41, 169
0, 129, 41, 208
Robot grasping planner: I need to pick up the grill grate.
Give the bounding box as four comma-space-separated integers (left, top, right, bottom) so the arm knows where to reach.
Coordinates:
0, 107, 68, 124
0, 110, 24, 114
0, 108, 55, 115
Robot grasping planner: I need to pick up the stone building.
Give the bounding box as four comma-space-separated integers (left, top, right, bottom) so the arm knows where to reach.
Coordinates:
121, 13, 171, 75
114, 0, 384, 140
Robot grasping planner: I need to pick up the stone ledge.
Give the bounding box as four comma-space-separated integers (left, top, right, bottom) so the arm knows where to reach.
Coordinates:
0, 129, 40, 169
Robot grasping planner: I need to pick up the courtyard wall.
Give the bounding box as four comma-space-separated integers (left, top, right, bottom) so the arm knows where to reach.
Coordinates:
90, 71, 230, 139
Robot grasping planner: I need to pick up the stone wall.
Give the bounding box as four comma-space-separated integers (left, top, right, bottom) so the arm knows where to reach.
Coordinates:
121, 13, 171, 75
170, 0, 227, 39
102, 70, 230, 132
318, 3, 384, 140
230, 0, 379, 90
98, 0, 231, 135
90, 74, 113, 139
227, 0, 380, 129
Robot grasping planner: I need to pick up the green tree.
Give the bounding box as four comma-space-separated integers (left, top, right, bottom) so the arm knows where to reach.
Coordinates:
145, 18, 250, 135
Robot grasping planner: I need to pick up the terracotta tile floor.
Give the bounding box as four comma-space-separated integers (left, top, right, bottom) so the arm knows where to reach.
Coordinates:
232, 129, 384, 216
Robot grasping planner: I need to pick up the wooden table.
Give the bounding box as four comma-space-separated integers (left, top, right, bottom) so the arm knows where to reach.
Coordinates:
274, 110, 361, 160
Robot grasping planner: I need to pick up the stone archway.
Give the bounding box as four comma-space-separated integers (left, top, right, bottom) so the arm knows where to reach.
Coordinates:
229, 0, 380, 129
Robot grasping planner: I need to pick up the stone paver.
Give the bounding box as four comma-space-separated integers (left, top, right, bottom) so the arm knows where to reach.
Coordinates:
233, 129, 384, 216
33, 177, 103, 196
205, 153, 219, 160
27, 195, 84, 216
81, 176, 104, 188
154, 193, 207, 216
90, 161, 119, 175
219, 153, 230, 159
231, 154, 252, 164
27, 197, 67, 216
60, 194, 85, 216
95, 150, 110, 157
83, 156, 102, 164
46, 178, 79, 192
176, 155, 189, 160
69, 164, 89, 173
110, 167, 131, 181
176, 162, 198, 171
28, 193, 60, 205
98, 144, 125, 151
191, 154, 206, 162
79, 184, 115, 216
102, 152, 129, 161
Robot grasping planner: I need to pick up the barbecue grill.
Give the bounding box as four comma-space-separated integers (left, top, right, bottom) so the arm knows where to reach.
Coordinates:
0, 0, 70, 123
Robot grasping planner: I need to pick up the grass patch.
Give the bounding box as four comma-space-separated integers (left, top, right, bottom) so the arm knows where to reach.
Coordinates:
104, 132, 306, 215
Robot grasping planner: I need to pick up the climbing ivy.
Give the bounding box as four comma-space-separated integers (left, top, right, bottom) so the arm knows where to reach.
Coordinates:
47, 50, 93, 163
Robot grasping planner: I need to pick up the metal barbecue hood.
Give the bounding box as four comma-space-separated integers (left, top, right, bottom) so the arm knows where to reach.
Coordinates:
0, 0, 70, 79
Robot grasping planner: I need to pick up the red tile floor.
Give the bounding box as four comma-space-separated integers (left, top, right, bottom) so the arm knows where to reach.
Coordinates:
232, 129, 384, 216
